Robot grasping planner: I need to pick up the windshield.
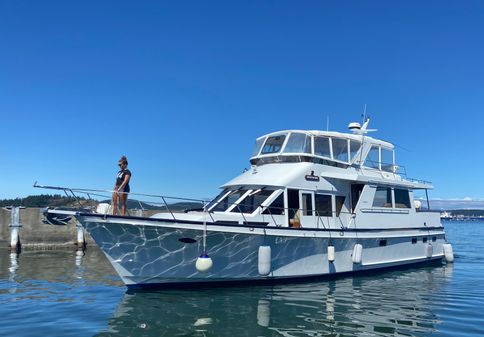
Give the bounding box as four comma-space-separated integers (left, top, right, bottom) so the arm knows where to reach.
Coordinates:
283, 133, 311, 154
260, 135, 286, 154
211, 189, 249, 212
231, 189, 277, 214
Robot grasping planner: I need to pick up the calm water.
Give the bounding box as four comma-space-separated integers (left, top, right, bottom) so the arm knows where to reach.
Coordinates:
1, 221, 483, 337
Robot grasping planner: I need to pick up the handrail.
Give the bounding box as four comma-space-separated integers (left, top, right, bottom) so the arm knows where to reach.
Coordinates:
34, 182, 424, 229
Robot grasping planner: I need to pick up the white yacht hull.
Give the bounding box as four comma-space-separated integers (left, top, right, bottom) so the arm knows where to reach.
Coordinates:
77, 213, 446, 287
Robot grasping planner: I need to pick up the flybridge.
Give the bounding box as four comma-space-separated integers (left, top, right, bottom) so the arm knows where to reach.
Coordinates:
250, 119, 396, 172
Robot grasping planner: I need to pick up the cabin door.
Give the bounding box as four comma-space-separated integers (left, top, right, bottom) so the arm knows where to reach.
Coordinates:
298, 190, 316, 228
351, 184, 365, 213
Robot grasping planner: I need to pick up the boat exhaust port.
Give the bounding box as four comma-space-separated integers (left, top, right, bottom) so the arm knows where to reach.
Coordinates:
443, 243, 454, 263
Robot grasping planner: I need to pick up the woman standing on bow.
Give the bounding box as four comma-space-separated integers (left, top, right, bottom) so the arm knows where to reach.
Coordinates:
112, 155, 131, 215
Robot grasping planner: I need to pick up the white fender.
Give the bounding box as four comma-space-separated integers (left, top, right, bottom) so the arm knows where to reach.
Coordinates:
443, 243, 454, 263
426, 243, 433, 258
196, 254, 213, 272
327, 245, 335, 262
352, 244, 363, 264
258, 246, 271, 276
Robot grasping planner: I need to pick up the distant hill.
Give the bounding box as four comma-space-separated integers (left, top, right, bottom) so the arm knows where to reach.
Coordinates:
0, 194, 88, 208
0, 194, 204, 212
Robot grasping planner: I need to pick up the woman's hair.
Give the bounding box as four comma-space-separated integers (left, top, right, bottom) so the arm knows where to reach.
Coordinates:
119, 155, 128, 166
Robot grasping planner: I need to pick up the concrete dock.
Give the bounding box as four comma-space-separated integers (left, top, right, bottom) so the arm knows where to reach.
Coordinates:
0, 208, 94, 249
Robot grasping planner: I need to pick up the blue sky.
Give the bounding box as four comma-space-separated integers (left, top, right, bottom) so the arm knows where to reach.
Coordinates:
0, 1, 483, 202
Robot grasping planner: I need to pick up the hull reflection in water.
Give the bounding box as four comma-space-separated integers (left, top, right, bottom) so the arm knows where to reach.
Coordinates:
98, 264, 454, 337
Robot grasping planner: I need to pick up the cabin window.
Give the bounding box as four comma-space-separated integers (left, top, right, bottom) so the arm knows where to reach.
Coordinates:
372, 187, 392, 208
283, 133, 311, 154
349, 140, 361, 160
301, 193, 313, 215
335, 196, 346, 217
365, 145, 380, 169
379, 239, 387, 247
315, 194, 332, 217
211, 189, 249, 212
314, 136, 331, 158
332, 138, 349, 162
206, 189, 230, 210
394, 189, 411, 208
261, 135, 286, 154
252, 137, 265, 157
381, 147, 394, 172
412, 238, 417, 244
262, 193, 284, 215
231, 189, 275, 214
423, 237, 428, 243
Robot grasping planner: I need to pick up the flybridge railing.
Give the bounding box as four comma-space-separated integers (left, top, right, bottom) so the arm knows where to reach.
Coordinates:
357, 160, 433, 185
33, 182, 356, 228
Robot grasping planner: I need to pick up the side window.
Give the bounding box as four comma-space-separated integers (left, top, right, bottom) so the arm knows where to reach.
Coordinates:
394, 189, 411, 208
252, 137, 265, 157
365, 145, 380, 169
315, 194, 332, 217
262, 193, 284, 215
301, 193, 313, 216
349, 140, 361, 160
314, 136, 331, 158
381, 148, 394, 172
335, 196, 346, 216
332, 138, 349, 162
372, 187, 392, 208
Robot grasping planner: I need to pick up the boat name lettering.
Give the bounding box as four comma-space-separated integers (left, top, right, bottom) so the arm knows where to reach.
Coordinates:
305, 171, 320, 182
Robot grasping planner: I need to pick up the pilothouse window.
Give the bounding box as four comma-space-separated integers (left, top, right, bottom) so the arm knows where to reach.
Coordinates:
261, 135, 286, 154
373, 187, 392, 208
315, 194, 332, 217
394, 189, 411, 208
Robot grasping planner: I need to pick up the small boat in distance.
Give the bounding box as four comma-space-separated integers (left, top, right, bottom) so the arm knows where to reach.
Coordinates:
37, 119, 454, 288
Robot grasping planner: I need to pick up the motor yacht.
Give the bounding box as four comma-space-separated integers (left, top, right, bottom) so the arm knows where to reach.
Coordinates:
38, 119, 454, 287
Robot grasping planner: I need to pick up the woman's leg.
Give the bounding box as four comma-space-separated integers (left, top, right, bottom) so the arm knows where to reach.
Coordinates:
120, 193, 128, 215
112, 192, 119, 215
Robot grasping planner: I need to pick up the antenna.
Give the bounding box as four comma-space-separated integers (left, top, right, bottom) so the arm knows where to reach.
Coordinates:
326, 116, 329, 131
362, 104, 367, 122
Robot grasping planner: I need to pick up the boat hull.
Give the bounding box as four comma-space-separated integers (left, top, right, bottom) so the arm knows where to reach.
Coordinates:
78, 214, 447, 287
